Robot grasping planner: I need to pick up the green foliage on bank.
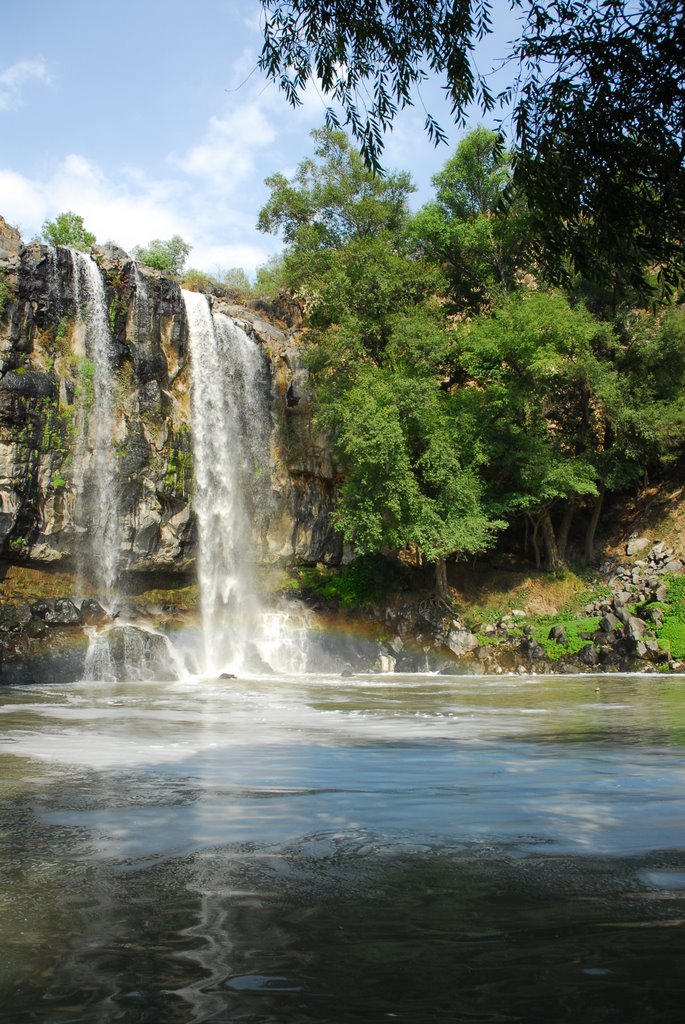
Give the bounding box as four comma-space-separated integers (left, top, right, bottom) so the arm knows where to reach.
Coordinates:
529, 616, 601, 662
289, 554, 408, 608
657, 577, 685, 659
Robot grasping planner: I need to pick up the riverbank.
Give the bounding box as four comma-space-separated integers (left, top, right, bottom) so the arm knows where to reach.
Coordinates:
287, 533, 685, 676
2, 514, 685, 683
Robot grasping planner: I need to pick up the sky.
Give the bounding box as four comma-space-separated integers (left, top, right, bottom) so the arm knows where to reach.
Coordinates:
0, 0, 521, 277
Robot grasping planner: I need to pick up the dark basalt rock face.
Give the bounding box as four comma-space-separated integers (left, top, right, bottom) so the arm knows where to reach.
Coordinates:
0, 217, 341, 577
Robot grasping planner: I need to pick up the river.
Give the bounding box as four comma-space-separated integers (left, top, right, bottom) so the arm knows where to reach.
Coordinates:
1, 671, 685, 1022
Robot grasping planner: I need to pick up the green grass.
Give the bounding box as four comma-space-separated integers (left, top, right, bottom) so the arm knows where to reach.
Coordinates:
530, 616, 601, 661
656, 575, 685, 659
478, 610, 601, 661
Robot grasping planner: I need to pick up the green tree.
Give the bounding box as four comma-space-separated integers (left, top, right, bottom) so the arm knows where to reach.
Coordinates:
512, 0, 684, 299
328, 366, 499, 595
455, 291, 613, 568
132, 235, 191, 275
412, 126, 531, 311
221, 267, 253, 293
454, 292, 685, 566
258, 127, 414, 248
258, 0, 684, 296
258, 127, 424, 326
40, 211, 96, 251
259, 129, 501, 592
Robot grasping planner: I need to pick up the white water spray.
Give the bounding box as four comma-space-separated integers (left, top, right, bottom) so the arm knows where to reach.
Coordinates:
182, 291, 272, 675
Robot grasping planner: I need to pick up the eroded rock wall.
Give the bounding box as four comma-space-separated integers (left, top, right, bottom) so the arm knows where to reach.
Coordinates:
0, 217, 341, 577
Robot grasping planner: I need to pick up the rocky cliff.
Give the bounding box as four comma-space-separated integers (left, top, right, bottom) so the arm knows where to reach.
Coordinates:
0, 216, 341, 583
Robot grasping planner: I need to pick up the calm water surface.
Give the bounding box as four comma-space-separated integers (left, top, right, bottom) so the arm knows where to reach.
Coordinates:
1, 671, 685, 1022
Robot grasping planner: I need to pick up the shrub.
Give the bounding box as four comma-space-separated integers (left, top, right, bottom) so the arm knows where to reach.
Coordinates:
180, 268, 220, 293
290, 553, 408, 608
0, 268, 8, 317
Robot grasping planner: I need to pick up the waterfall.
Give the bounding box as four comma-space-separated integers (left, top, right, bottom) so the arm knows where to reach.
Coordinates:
83, 623, 186, 682
68, 250, 122, 602
129, 257, 150, 342
182, 290, 272, 676
255, 605, 313, 675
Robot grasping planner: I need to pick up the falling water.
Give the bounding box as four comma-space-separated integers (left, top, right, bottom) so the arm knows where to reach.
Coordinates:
129, 256, 150, 342
83, 623, 187, 682
69, 250, 122, 601
182, 290, 272, 676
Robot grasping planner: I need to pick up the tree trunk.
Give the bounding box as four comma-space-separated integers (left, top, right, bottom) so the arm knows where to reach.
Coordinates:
541, 508, 562, 570
435, 558, 448, 599
527, 513, 541, 570
584, 484, 606, 564
557, 499, 575, 561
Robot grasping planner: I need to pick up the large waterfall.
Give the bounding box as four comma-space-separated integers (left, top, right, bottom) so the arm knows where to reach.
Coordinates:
69, 250, 122, 601
182, 290, 272, 676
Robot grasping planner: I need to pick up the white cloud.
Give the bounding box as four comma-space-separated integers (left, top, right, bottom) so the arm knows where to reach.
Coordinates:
240, 5, 264, 33
0, 58, 52, 110
0, 76, 327, 275
172, 103, 276, 190
0, 154, 187, 247
0, 147, 277, 274
190, 241, 271, 275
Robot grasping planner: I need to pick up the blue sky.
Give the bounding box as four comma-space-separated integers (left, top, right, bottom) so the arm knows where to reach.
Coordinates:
0, 1, 520, 276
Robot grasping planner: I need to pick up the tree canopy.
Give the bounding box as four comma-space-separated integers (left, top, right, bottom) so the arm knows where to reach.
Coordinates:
132, 235, 191, 276
258, 0, 685, 296
40, 211, 96, 251
412, 126, 531, 310
258, 125, 685, 586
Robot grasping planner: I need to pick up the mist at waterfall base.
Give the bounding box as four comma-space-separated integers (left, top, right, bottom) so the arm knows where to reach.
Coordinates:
2, 673, 685, 1024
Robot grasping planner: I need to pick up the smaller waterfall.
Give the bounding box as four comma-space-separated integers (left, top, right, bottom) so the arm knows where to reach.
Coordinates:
182, 290, 272, 676
255, 604, 313, 675
130, 257, 150, 342
69, 251, 122, 601
83, 624, 187, 682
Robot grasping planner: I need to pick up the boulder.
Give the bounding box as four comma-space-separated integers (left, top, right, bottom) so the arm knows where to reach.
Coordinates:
577, 644, 599, 667
626, 536, 650, 556
80, 599, 109, 626
614, 604, 632, 625
599, 612, 620, 632
443, 627, 479, 657
30, 598, 82, 626
388, 635, 404, 654
520, 636, 546, 661
624, 615, 647, 642
89, 625, 178, 682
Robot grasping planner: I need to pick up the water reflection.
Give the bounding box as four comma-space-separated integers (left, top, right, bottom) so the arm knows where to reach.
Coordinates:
1, 673, 685, 1022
